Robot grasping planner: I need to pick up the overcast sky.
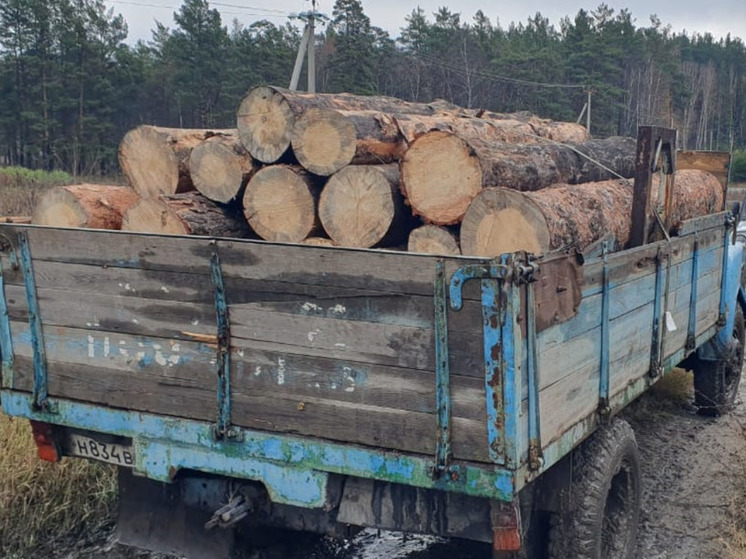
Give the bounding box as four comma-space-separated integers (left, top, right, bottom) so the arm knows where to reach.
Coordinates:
105, 0, 746, 45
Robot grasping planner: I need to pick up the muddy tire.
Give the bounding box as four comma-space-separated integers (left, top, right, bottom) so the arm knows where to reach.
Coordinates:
693, 306, 745, 416
547, 418, 641, 559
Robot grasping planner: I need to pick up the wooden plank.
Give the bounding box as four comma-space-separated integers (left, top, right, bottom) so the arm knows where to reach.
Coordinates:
677, 150, 730, 203
0, 225, 487, 299
678, 211, 729, 236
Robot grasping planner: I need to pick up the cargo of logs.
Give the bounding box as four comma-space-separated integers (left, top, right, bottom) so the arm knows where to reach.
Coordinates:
27, 85, 727, 260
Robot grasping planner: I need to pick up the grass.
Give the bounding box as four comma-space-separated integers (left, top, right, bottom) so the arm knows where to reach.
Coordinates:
0, 406, 117, 558
0, 166, 73, 216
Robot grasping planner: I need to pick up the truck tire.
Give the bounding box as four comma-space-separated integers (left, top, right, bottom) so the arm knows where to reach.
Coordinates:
693, 306, 745, 416
547, 418, 641, 559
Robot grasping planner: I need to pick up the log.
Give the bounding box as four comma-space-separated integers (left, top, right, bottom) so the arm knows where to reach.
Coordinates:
400, 132, 636, 225
32, 184, 140, 230
119, 126, 233, 197
291, 109, 405, 175
243, 164, 321, 243
301, 237, 338, 247
460, 169, 724, 257
121, 192, 253, 237
393, 113, 540, 145
466, 109, 591, 143
0, 216, 31, 224
318, 164, 410, 248
407, 225, 461, 256
237, 85, 446, 164
188, 134, 257, 203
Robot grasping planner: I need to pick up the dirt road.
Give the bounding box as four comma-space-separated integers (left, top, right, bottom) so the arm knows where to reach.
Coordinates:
60, 371, 746, 559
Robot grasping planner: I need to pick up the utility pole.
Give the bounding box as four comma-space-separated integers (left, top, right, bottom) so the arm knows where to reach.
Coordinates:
289, 0, 326, 93
586, 89, 592, 135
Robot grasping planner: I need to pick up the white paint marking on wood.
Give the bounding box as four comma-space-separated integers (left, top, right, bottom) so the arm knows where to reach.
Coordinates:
168, 355, 180, 366
254, 366, 262, 376
87, 335, 95, 358
191, 319, 200, 326
154, 350, 167, 366
342, 366, 356, 392
237, 349, 245, 357
171, 343, 181, 352
277, 358, 286, 385
301, 302, 323, 312
119, 348, 129, 357
132, 319, 139, 325
104, 337, 110, 358
161, 286, 170, 293
666, 311, 678, 332
334, 343, 346, 349
136, 351, 146, 363
308, 329, 320, 342
330, 304, 347, 315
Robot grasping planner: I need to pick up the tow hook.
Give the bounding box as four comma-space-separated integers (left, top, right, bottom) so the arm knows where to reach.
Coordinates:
204, 494, 251, 530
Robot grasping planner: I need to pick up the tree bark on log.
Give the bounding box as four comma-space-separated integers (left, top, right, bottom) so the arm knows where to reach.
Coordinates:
318, 164, 410, 248
189, 134, 257, 203
243, 164, 321, 243
122, 192, 253, 237
400, 132, 636, 225
460, 169, 724, 257
119, 126, 234, 197
407, 225, 461, 255
237, 85, 450, 164
33, 184, 140, 229
462, 109, 591, 143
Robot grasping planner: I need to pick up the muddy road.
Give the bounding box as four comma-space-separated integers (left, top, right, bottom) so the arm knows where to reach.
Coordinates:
58, 372, 746, 559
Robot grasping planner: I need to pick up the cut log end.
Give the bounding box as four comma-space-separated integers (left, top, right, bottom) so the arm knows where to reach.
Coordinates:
460, 188, 550, 257
319, 165, 398, 248
407, 225, 461, 255
243, 165, 318, 243
122, 198, 191, 235
236, 86, 293, 163
189, 135, 255, 203
301, 236, 338, 247
119, 126, 181, 197
291, 109, 357, 176
33, 184, 140, 230
401, 131, 482, 225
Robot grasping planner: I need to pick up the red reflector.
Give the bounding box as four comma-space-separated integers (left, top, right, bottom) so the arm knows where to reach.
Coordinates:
29, 420, 60, 462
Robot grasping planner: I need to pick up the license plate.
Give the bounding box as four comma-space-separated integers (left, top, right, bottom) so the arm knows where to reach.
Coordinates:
68, 434, 134, 467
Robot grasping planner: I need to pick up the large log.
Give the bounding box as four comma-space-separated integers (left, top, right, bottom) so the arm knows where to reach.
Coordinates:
189, 134, 257, 203
122, 192, 253, 237
407, 225, 461, 256
460, 169, 724, 257
463, 109, 591, 143
32, 184, 140, 230
243, 164, 321, 243
291, 109, 405, 175
237, 85, 448, 164
400, 132, 636, 225
119, 126, 233, 197
318, 165, 410, 248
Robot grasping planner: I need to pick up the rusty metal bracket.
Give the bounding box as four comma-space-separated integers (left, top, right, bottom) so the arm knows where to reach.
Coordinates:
649, 248, 670, 379
686, 237, 700, 351
598, 241, 612, 416
629, 126, 677, 248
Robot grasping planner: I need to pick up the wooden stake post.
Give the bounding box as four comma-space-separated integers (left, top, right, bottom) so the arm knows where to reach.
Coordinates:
629, 126, 677, 247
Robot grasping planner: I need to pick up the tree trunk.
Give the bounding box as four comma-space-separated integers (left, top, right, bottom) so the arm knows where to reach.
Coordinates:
291, 109, 406, 175
122, 192, 253, 237
407, 225, 461, 255
119, 126, 234, 198
318, 164, 411, 248
243, 164, 321, 243
400, 132, 637, 225
460, 169, 724, 257
237, 85, 449, 164
189, 134, 256, 203
393, 113, 539, 145
32, 184, 140, 230
464, 109, 591, 143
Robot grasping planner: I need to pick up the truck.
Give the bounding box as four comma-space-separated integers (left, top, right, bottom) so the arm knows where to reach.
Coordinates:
0, 126, 744, 559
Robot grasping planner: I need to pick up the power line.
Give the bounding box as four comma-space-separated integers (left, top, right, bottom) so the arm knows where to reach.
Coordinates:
106, 0, 290, 17
412, 51, 587, 90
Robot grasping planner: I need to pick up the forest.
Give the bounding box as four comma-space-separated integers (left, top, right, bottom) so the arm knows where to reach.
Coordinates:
1, 0, 745, 177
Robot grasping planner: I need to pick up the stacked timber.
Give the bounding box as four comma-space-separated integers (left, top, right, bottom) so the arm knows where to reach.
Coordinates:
44, 85, 716, 258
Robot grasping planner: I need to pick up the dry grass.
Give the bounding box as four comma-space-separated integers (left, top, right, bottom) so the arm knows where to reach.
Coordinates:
0, 166, 73, 216
0, 407, 117, 558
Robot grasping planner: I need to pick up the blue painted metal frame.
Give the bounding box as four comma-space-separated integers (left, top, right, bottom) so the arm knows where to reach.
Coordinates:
0, 391, 516, 504
18, 232, 53, 412
524, 280, 543, 471
432, 260, 453, 477
0, 256, 14, 388
686, 237, 700, 350
598, 241, 611, 411
210, 249, 237, 440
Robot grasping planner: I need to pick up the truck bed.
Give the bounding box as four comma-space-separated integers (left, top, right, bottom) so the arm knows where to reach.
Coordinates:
0, 213, 732, 499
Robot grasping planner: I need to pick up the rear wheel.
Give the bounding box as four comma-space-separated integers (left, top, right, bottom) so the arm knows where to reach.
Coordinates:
547, 418, 641, 559
693, 306, 745, 416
